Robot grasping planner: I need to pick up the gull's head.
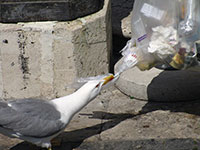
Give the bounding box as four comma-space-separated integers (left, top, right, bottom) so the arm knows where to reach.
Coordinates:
80, 75, 114, 101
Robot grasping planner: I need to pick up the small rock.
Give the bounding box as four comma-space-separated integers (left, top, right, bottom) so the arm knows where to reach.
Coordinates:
111, 89, 121, 95
11, 62, 15, 66
143, 125, 150, 128
137, 130, 142, 133
136, 145, 142, 149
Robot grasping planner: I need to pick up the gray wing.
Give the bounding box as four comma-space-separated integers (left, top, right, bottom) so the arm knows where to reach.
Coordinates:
0, 99, 66, 138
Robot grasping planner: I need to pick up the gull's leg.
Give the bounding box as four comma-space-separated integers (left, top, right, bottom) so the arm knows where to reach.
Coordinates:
43, 142, 52, 150
48, 147, 52, 150
51, 138, 62, 147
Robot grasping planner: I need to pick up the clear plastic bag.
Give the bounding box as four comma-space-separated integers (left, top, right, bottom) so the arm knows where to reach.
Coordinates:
116, 0, 200, 73
68, 73, 119, 90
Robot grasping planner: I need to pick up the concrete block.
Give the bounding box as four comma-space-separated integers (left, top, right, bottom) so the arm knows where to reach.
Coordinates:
0, 0, 111, 100
115, 58, 200, 102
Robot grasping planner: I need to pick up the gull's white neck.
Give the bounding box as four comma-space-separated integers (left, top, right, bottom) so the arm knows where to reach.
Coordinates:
51, 85, 92, 123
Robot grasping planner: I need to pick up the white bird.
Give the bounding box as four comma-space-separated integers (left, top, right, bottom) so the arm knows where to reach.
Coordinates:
0, 74, 115, 150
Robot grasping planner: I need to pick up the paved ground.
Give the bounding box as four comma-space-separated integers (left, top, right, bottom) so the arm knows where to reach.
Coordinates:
1, 86, 200, 150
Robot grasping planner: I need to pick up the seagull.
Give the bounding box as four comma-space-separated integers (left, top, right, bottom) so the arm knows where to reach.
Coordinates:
0, 74, 115, 150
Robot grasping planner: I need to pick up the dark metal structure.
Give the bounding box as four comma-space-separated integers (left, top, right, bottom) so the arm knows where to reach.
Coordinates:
0, 0, 104, 23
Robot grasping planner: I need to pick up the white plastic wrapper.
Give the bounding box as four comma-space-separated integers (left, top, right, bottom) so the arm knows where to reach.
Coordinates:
117, 0, 200, 72
116, 49, 138, 74
148, 26, 178, 61
68, 73, 119, 90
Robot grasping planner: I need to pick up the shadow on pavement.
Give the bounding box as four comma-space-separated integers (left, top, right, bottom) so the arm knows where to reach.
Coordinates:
76, 138, 200, 150
10, 138, 200, 150
10, 112, 134, 150
9, 104, 200, 150
140, 100, 200, 116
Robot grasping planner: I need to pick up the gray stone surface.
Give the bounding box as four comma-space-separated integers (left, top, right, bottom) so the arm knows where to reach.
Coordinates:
1, 87, 200, 150
114, 58, 200, 102
0, 0, 111, 100
0, 0, 103, 23
111, 0, 134, 38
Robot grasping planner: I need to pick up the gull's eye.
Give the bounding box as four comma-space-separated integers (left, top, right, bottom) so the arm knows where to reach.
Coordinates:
95, 83, 100, 88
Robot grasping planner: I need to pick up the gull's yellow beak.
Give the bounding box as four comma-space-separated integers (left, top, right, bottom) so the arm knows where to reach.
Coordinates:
103, 74, 114, 86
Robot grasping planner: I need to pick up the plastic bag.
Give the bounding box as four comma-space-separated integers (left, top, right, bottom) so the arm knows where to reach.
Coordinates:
116, 0, 200, 73
68, 73, 119, 90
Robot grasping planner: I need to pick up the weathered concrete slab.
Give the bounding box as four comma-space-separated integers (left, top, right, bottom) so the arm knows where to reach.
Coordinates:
0, 0, 103, 23
114, 58, 200, 102
2, 88, 200, 150
0, 0, 111, 100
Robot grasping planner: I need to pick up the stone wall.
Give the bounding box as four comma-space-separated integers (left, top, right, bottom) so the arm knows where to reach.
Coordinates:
0, 0, 111, 100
